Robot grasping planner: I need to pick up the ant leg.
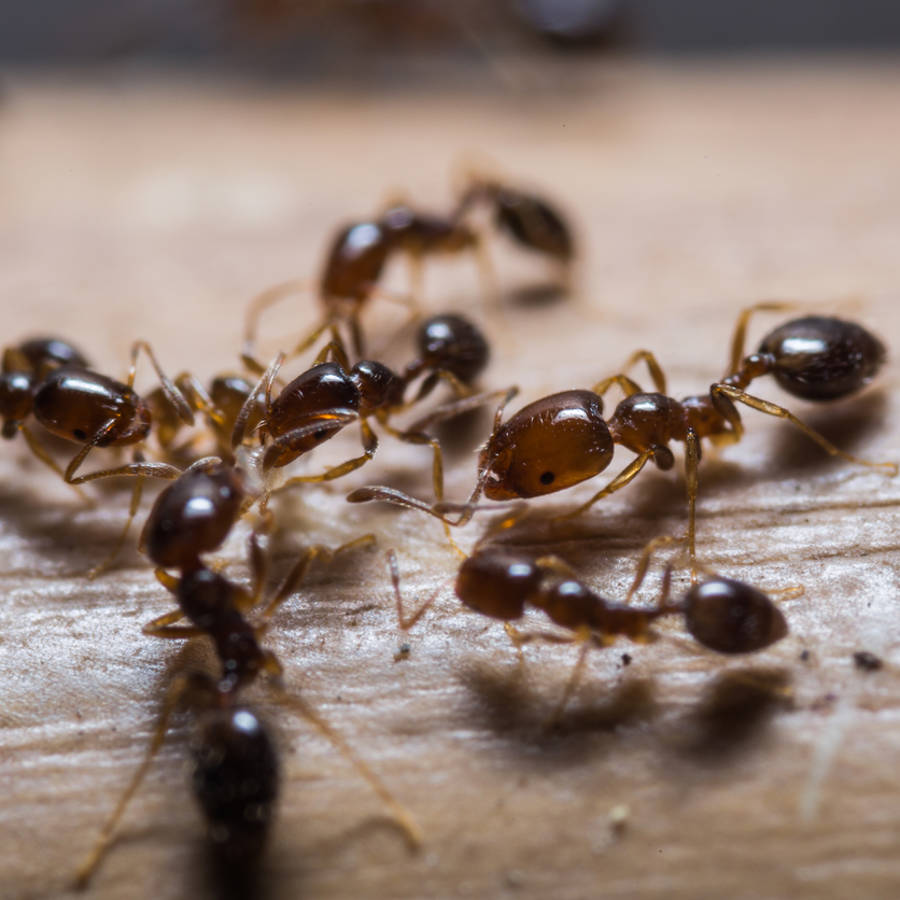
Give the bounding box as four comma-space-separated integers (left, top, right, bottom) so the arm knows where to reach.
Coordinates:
379, 421, 464, 556
232, 351, 284, 449
387, 549, 454, 630
258, 533, 377, 623
274, 687, 422, 850
592, 349, 668, 398
624, 535, 684, 603
549, 630, 593, 727
275, 418, 377, 487
242, 278, 315, 370
73, 675, 191, 889
64, 437, 182, 485
711, 383, 899, 474
311, 325, 351, 370
471, 234, 499, 307
85, 473, 145, 580
173, 372, 226, 428
348, 387, 520, 527
684, 428, 701, 578
18, 424, 90, 502
551, 450, 655, 521
727, 300, 798, 375
154, 568, 180, 592
128, 341, 193, 425
405, 386, 518, 433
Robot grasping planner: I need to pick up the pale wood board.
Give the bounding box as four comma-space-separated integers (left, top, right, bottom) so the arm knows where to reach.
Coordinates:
0, 61, 899, 900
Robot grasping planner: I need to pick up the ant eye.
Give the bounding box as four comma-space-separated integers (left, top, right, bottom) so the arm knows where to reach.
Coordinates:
73, 428, 87, 441
539, 471, 555, 485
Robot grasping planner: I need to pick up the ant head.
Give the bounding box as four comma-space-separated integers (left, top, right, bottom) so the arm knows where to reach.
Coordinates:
684, 577, 788, 654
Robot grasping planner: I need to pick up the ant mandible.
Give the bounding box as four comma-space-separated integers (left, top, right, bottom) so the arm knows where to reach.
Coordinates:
350, 304, 896, 567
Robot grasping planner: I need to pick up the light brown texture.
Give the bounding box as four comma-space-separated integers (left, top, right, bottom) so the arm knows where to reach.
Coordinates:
1, 62, 899, 900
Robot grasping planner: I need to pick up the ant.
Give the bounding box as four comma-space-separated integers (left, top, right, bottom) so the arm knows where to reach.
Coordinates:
1, 336, 194, 574
232, 314, 496, 516
243, 202, 486, 361
350, 304, 896, 567
75, 468, 420, 889
389, 531, 792, 721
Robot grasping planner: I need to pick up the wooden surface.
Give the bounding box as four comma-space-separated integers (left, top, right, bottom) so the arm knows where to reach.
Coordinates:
1, 61, 899, 900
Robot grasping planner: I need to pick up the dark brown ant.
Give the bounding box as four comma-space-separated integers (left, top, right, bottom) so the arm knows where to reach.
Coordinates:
351, 304, 896, 566
389, 533, 791, 720
243, 204, 486, 361
1, 337, 194, 574
232, 315, 495, 513
75, 506, 419, 889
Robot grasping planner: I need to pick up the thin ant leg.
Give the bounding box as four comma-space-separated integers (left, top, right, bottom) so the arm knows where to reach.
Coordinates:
173, 372, 226, 428
73, 674, 193, 889
624, 535, 684, 603
549, 629, 593, 727
684, 428, 701, 577
18, 424, 90, 502
85, 473, 144, 580
726, 300, 797, 375
232, 351, 284, 449
64, 433, 182, 485
273, 687, 422, 850
346, 387, 520, 528
128, 341, 193, 425
711, 383, 899, 474
551, 450, 655, 522
258, 533, 377, 623
592, 349, 668, 397
387, 549, 456, 630
276, 417, 378, 487
242, 278, 315, 371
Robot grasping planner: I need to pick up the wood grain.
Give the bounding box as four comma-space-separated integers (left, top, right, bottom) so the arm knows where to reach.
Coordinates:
1, 62, 899, 900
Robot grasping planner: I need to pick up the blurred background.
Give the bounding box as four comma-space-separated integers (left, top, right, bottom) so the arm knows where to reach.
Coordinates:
3, 1, 900, 74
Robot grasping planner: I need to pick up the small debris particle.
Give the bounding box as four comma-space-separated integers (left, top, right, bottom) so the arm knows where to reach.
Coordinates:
853, 651, 883, 672
799, 650, 810, 663
394, 643, 411, 662
621, 653, 632, 667
609, 804, 629, 836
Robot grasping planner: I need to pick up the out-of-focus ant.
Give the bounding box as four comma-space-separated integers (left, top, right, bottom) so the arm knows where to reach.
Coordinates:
388, 531, 793, 721
350, 304, 896, 566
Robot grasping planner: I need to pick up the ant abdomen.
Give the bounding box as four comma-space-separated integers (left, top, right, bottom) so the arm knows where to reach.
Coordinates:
142, 460, 246, 569
493, 188, 574, 263
683, 577, 788, 654
758, 315, 886, 401
480, 390, 614, 499
32, 368, 151, 446
191, 706, 279, 866
455, 550, 541, 620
